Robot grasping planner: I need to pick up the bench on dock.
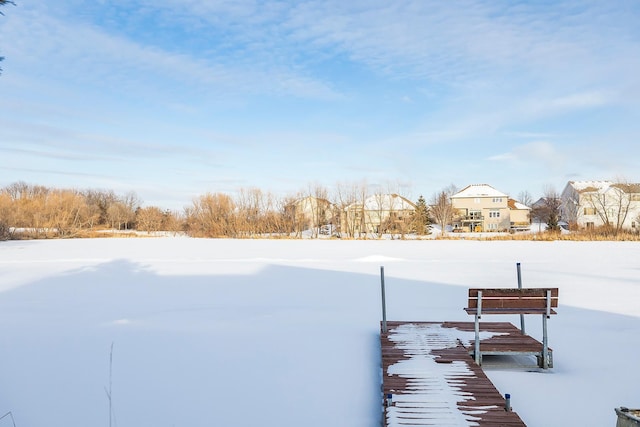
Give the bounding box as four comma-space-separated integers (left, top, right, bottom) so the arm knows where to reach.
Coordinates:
464, 287, 559, 369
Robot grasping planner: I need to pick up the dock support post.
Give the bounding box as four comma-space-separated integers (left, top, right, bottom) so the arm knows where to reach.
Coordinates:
516, 262, 525, 334
542, 289, 550, 369
474, 290, 482, 365
381, 266, 387, 334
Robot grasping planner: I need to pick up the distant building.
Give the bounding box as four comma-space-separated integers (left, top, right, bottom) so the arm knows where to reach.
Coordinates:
561, 180, 640, 231
508, 198, 532, 231
285, 196, 334, 234
451, 184, 530, 232
342, 193, 416, 236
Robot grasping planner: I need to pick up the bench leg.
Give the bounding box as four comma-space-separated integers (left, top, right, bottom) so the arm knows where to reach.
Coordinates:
474, 314, 481, 365
542, 314, 549, 369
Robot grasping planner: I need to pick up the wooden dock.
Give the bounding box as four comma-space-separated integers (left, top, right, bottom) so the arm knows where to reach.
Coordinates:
381, 321, 531, 426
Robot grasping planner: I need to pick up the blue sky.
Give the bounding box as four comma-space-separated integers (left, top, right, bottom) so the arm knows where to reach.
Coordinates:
1, 1, 639, 210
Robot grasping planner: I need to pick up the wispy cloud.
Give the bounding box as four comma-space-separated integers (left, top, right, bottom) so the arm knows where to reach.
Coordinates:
8, 1, 638, 105
1, 0, 639, 207
489, 141, 564, 171
3, 2, 341, 101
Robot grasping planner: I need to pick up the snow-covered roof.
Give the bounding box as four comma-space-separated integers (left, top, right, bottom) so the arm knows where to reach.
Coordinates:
347, 194, 415, 211
452, 184, 507, 198
566, 180, 613, 192
508, 198, 530, 210
566, 180, 640, 194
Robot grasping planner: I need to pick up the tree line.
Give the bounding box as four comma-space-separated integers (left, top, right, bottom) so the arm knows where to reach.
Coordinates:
0, 181, 433, 240
0, 181, 580, 241
0, 182, 180, 239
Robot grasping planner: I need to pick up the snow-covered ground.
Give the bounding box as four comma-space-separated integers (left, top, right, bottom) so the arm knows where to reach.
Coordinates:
0, 238, 638, 427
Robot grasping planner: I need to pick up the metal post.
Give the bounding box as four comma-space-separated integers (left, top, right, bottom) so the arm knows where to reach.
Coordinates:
542, 289, 550, 369
474, 315, 481, 365
516, 262, 525, 334
381, 266, 387, 334
505, 393, 511, 412
474, 290, 482, 365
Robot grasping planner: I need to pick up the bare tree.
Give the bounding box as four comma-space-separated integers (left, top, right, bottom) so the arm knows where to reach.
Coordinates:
135, 206, 165, 233
367, 186, 388, 239
288, 183, 332, 238
517, 190, 533, 207
257, 191, 282, 236
4, 182, 50, 237
83, 189, 119, 227
236, 188, 268, 237
430, 190, 455, 236
45, 189, 89, 236
560, 186, 581, 231
0, 191, 14, 240
281, 194, 300, 237
380, 181, 414, 239
185, 193, 236, 237
308, 183, 331, 238
333, 181, 367, 238
539, 186, 562, 232
160, 209, 183, 234
585, 181, 635, 236
332, 182, 354, 238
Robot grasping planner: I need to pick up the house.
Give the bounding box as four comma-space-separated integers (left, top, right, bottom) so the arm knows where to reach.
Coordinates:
451, 184, 529, 232
285, 196, 334, 234
561, 181, 640, 231
508, 198, 532, 231
342, 193, 416, 237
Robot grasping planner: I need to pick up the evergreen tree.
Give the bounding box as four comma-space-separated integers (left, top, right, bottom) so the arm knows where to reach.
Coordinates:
413, 195, 431, 235
541, 189, 562, 232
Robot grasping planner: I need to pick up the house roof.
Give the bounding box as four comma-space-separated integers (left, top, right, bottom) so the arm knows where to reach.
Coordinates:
566, 180, 613, 192
291, 196, 332, 205
611, 183, 640, 194
346, 194, 416, 211
452, 184, 508, 198
508, 198, 531, 210
567, 180, 640, 194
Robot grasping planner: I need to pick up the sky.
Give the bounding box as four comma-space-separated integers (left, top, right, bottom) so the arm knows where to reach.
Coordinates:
1, 1, 640, 210
0, 238, 639, 426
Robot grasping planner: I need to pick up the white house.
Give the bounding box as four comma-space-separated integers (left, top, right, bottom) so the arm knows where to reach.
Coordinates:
342, 193, 416, 237
561, 180, 640, 231
285, 196, 334, 235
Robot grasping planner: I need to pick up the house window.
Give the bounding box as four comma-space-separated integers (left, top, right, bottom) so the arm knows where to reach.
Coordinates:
492, 197, 503, 203
586, 222, 595, 230
489, 210, 500, 218
584, 208, 596, 215
632, 222, 636, 228
487, 223, 497, 230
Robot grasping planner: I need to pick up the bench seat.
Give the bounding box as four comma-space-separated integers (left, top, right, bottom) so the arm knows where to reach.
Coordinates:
464, 307, 557, 315
465, 287, 559, 369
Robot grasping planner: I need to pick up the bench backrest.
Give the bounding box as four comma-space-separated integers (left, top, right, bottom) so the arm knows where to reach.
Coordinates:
466, 288, 559, 315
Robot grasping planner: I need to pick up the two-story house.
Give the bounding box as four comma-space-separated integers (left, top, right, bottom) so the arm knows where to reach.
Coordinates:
451, 184, 519, 232
561, 180, 640, 231
342, 193, 416, 237
285, 196, 335, 235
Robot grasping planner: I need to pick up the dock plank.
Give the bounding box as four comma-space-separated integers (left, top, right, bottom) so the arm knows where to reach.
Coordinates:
381, 321, 528, 427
